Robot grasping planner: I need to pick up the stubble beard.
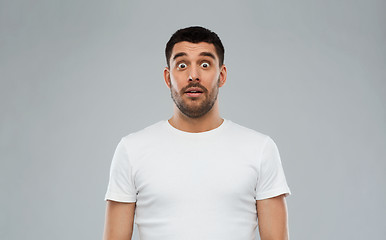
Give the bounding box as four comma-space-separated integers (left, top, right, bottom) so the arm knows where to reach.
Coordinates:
170, 78, 220, 119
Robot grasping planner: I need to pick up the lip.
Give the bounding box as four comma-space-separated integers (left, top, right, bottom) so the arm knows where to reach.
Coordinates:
184, 87, 204, 98
185, 92, 203, 97
185, 87, 204, 93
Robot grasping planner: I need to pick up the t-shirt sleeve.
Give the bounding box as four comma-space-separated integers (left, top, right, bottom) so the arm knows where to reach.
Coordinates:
255, 136, 291, 200
104, 137, 137, 202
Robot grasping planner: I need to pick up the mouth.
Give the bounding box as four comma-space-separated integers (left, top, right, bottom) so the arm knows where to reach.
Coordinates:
184, 87, 204, 97
185, 92, 203, 97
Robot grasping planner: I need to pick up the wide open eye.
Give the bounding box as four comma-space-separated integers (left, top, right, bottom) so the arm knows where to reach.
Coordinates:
201, 62, 210, 68
178, 63, 187, 69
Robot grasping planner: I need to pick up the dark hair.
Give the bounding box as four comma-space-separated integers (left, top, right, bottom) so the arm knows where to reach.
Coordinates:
165, 26, 225, 68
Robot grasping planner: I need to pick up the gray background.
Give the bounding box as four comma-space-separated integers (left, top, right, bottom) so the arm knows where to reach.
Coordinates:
1, 0, 385, 239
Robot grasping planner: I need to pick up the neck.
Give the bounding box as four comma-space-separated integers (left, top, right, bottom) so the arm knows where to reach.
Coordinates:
168, 101, 224, 133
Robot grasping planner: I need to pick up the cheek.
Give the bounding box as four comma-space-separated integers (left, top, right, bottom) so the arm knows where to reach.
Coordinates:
170, 72, 187, 88
207, 73, 220, 87
170, 78, 182, 92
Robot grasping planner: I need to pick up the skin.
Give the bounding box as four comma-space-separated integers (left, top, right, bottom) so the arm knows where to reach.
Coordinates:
163, 41, 227, 133
103, 41, 289, 240
103, 200, 136, 240
257, 194, 290, 240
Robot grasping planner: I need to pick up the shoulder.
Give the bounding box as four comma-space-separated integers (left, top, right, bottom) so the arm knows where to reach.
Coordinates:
226, 119, 270, 145
120, 120, 166, 148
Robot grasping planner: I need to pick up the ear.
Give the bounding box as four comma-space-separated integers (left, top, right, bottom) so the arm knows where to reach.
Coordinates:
218, 64, 227, 88
163, 67, 171, 89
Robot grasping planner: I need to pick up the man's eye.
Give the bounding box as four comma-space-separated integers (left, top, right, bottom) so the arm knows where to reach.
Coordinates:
178, 63, 187, 69
201, 62, 210, 68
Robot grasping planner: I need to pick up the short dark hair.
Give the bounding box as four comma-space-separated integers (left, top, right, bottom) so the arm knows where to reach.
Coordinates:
165, 26, 225, 68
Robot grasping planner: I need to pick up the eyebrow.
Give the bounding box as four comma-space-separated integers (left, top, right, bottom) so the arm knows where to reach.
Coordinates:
172, 51, 217, 61
172, 52, 187, 61
199, 52, 216, 60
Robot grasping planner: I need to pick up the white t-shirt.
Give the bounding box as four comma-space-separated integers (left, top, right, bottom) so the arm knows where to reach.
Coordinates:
104, 119, 291, 240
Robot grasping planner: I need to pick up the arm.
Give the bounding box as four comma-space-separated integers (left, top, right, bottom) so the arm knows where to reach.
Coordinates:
103, 200, 136, 240
256, 194, 289, 240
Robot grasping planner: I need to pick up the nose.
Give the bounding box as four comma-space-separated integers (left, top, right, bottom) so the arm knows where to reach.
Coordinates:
188, 65, 200, 82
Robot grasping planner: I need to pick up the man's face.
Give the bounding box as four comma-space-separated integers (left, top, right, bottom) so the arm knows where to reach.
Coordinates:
164, 41, 227, 118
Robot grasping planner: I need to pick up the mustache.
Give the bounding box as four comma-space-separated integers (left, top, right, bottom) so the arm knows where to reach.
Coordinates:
182, 83, 207, 93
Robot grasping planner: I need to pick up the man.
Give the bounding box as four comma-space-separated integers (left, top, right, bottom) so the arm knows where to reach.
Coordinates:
103, 26, 291, 240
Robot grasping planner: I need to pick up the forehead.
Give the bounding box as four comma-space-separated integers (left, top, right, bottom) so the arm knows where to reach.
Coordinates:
171, 41, 218, 60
